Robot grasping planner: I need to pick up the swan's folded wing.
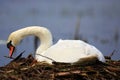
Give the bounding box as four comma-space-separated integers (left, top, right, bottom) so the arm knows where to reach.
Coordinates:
43, 40, 102, 63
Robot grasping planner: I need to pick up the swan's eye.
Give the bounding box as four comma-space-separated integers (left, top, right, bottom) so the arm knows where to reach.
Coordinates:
7, 41, 12, 49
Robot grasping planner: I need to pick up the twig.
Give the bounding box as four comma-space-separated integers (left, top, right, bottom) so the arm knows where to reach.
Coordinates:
4, 56, 15, 59
74, 17, 80, 40
36, 54, 56, 62
4, 50, 25, 60
109, 50, 116, 58
6, 70, 14, 73
13, 50, 25, 61
105, 69, 117, 77
0, 70, 5, 73
105, 50, 117, 59
51, 70, 81, 77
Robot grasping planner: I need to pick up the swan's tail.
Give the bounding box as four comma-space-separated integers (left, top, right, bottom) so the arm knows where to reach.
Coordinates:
72, 54, 99, 65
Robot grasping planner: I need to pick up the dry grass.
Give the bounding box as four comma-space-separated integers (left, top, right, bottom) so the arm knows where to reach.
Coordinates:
0, 53, 120, 80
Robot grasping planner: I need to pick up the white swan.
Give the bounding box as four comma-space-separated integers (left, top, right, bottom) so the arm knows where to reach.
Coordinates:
7, 26, 105, 64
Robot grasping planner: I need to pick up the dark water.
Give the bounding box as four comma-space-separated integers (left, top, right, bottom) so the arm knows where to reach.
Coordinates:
0, 0, 120, 66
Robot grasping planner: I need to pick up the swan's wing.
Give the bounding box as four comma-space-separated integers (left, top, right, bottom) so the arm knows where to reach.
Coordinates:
87, 45, 105, 62
43, 40, 105, 63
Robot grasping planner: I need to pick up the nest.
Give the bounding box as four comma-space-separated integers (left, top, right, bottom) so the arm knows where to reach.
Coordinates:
0, 53, 120, 80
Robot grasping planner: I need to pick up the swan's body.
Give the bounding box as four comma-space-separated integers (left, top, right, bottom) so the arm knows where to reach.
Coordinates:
7, 26, 105, 64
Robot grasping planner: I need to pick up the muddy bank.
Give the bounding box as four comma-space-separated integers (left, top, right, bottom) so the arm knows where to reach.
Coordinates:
0, 54, 120, 80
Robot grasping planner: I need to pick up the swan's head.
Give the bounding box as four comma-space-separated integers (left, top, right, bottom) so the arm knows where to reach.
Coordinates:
7, 32, 21, 57
6, 26, 53, 57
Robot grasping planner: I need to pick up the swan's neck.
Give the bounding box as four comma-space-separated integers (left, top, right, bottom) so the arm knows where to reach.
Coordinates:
15, 27, 53, 54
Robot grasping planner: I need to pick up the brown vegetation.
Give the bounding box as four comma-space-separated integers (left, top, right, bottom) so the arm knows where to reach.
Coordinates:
0, 54, 120, 80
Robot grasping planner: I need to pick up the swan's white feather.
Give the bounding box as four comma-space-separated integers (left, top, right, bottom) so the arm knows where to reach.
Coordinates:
36, 39, 105, 64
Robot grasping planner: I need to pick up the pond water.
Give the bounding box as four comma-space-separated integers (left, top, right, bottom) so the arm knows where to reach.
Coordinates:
0, 0, 120, 66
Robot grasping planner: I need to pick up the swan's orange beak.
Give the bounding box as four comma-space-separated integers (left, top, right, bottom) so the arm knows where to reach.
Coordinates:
7, 41, 15, 57
9, 46, 15, 57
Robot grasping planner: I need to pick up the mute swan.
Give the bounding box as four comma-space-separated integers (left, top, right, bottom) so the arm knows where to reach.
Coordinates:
7, 26, 105, 64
